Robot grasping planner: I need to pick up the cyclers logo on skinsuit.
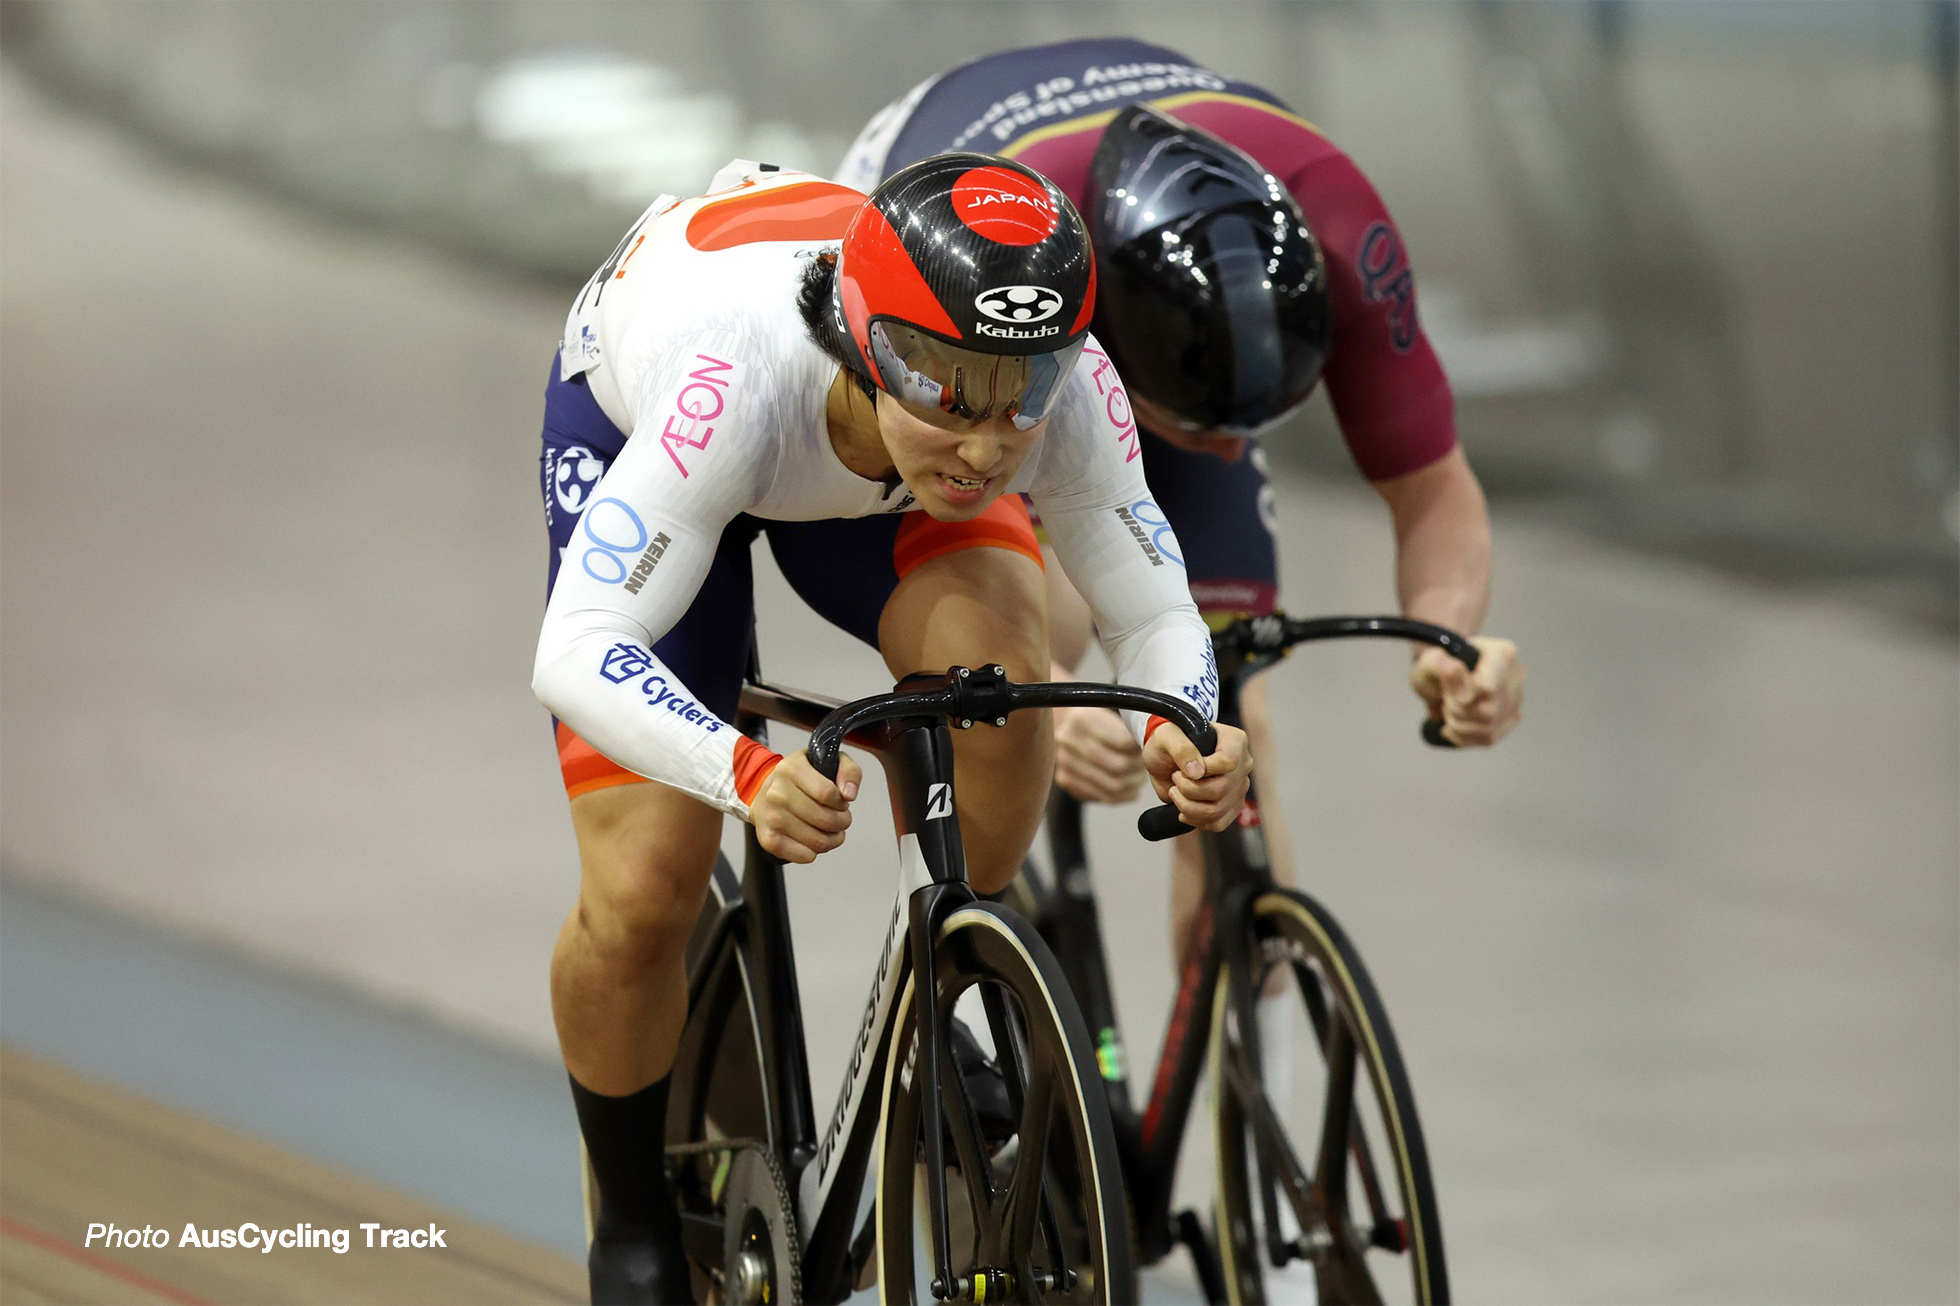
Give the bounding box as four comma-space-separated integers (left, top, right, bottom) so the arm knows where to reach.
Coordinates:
1182, 642, 1220, 721
598, 643, 722, 733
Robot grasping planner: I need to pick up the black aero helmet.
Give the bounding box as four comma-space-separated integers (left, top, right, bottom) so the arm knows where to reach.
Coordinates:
836, 152, 1095, 429
1090, 104, 1330, 437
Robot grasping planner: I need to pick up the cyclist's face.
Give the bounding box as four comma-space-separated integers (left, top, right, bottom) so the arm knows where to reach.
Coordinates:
876, 396, 1046, 520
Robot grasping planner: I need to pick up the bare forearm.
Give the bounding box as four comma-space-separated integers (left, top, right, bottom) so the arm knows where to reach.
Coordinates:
1376, 446, 1492, 635
1042, 544, 1095, 674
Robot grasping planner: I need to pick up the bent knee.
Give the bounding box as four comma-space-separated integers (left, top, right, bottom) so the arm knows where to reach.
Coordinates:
570, 784, 720, 966
881, 545, 1050, 680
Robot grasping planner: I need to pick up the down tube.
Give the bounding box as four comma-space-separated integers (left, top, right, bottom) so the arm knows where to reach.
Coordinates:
797, 833, 933, 1296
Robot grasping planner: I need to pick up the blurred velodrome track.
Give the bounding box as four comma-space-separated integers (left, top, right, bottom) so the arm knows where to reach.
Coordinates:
1, 56, 1956, 1306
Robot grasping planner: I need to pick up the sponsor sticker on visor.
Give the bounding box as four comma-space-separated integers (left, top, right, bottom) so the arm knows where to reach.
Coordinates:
869, 321, 1083, 430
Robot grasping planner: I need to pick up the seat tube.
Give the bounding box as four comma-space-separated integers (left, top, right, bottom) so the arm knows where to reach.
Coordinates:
741, 829, 818, 1170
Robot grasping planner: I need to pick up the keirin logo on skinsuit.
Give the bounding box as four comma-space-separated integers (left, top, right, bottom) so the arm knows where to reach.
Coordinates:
974, 285, 1063, 324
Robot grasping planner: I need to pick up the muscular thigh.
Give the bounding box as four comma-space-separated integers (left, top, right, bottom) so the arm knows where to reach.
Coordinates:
568, 779, 724, 947
877, 542, 1048, 680
767, 497, 1046, 665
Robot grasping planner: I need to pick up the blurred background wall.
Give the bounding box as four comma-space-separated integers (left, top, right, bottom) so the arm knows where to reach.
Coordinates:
5, 0, 1956, 625
2, 4, 1955, 1298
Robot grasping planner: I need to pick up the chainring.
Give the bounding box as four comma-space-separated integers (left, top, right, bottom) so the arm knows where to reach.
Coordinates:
720, 1146, 803, 1306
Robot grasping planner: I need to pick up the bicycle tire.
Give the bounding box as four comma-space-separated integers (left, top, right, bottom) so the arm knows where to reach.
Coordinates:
876, 902, 1136, 1304
663, 855, 784, 1301
1211, 890, 1447, 1304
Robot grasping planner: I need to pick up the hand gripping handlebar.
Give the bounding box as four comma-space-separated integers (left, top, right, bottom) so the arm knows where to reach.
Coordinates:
804, 666, 1219, 842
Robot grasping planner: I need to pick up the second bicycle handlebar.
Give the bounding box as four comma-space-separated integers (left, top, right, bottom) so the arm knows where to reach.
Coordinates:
805, 666, 1219, 842
1212, 614, 1481, 748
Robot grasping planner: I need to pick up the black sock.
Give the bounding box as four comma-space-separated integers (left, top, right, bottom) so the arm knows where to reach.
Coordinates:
570, 1073, 681, 1244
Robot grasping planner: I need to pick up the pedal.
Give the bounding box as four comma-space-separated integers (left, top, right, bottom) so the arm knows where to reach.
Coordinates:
1370, 1216, 1410, 1252
932, 1267, 1014, 1302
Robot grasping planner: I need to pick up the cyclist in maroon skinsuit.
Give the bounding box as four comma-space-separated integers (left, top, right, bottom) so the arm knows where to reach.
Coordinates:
839, 37, 1526, 965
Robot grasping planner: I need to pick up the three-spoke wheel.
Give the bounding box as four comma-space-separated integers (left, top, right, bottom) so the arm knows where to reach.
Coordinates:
877, 903, 1137, 1304
1212, 890, 1448, 1304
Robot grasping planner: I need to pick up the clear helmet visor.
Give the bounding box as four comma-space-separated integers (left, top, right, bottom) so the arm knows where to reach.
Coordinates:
868, 321, 1085, 431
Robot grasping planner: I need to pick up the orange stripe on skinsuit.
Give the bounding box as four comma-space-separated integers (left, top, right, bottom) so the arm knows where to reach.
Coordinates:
556, 721, 650, 800
686, 181, 864, 251
892, 497, 1043, 579
733, 735, 784, 806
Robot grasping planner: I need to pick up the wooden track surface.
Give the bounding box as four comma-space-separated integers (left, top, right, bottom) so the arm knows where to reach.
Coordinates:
0, 1047, 582, 1305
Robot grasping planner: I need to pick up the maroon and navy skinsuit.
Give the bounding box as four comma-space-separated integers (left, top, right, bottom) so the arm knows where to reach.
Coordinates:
838, 38, 1458, 617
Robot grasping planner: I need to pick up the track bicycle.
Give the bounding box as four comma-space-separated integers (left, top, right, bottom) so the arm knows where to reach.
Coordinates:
1017, 615, 1477, 1304
651, 662, 1219, 1304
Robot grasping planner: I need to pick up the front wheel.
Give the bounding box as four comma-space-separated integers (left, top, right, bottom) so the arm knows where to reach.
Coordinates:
1212, 890, 1448, 1304
876, 902, 1135, 1304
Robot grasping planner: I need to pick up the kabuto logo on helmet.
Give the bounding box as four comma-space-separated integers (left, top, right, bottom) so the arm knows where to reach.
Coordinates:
951, 167, 1060, 246
974, 285, 1064, 324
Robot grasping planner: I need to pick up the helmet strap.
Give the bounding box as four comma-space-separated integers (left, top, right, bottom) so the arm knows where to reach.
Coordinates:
826, 261, 879, 396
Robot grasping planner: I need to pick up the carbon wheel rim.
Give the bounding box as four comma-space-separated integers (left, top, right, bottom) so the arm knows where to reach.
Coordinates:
1211, 891, 1448, 1305
876, 905, 1134, 1304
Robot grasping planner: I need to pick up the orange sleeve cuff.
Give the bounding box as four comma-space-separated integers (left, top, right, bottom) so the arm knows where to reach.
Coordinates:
732, 735, 784, 807
1144, 714, 1171, 742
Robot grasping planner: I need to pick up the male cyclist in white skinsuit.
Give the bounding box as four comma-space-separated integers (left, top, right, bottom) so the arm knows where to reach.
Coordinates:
533, 155, 1251, 1302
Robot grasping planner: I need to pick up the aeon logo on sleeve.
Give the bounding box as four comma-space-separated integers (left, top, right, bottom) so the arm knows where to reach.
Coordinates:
975, 285, 1063, 324
657, 353, 743, 478
1082, 347, 1140, 463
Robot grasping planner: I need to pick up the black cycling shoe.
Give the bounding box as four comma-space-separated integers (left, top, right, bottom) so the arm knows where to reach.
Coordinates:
587, 1230, 693, 1305
950, 1016, 1017, 1145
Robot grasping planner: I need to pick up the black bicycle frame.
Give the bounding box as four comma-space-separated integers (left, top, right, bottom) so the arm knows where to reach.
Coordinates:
682, 678, 969, 1302
684, 667, 1215, 1304
1039, 673, 1269, 1283
1035, 614, 1477, 1285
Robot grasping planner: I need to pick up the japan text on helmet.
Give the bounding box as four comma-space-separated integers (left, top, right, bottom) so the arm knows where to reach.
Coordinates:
1089, 104, 1331, 438
835, 153, 1095, 430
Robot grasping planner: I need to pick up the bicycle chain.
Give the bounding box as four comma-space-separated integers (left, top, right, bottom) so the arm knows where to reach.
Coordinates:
665, 1137, 804, 1305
